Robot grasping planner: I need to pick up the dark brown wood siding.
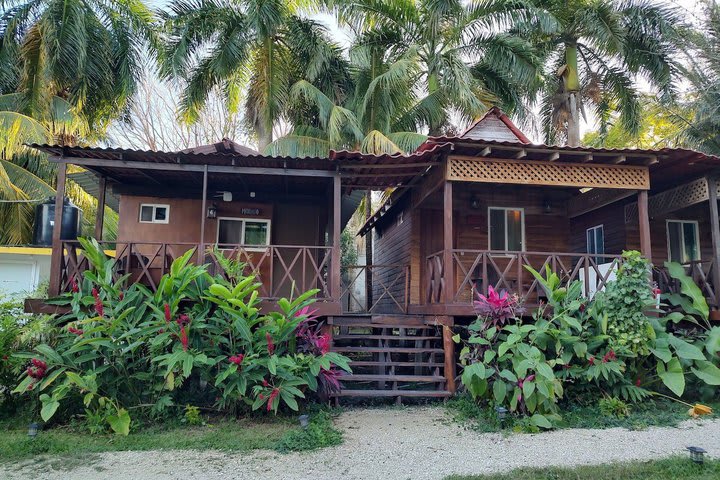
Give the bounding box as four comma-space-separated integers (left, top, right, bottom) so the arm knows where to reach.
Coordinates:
569, 202, 628, 255
372, 198, 413, 313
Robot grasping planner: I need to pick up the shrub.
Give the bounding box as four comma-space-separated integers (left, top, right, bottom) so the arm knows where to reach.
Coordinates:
596, 251, 655, 355
599, 397, 630, 418
11, 238, 351, 435
456, 250, 719, 430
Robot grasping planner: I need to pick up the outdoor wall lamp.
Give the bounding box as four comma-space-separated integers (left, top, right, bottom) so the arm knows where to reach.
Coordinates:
207, 203, 218, 219
543, 199, 553, 214
470, 195, 481, 210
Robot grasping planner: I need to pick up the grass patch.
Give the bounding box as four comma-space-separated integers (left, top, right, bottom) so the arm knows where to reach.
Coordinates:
445, 457, 720, 479
0, 409, 342, 464
446, 394, 719, 432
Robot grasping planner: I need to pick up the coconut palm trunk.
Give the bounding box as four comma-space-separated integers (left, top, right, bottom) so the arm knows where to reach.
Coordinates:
564, 42, 582, 147
364, 190, 373, 310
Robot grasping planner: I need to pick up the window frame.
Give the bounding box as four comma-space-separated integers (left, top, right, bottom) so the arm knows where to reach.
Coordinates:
139, 203, 170, 224
216, 217, 272, 251
487, 206, 525, 252
666, 219, 701, 264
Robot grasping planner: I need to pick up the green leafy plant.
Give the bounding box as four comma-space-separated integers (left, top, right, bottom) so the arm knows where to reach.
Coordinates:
599, 396, 630, 418
11, 237, 351, 435
596, 251, 655, 355
183, 405, 203, 426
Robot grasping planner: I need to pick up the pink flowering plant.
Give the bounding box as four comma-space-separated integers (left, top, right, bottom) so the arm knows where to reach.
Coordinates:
12, 238, 351, 434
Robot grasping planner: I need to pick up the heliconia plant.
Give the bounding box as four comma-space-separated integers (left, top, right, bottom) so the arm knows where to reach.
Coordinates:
12, 238, 351, 434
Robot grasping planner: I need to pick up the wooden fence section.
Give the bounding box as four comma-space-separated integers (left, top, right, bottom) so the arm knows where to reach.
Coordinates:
58, 241, 334, 300
426, 250, 624, 307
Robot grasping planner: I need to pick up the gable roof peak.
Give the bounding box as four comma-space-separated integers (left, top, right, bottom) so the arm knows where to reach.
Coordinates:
460, 107, 530, 144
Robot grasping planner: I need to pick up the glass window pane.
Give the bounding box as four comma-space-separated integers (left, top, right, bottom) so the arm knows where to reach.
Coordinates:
595, 227, 604, 255
140, 206, 153, 222
154, 207, 167, 221
489, 209, 506, 250
587, 229, 596, 254
668, 222, 682, 263
683, 222, 699, 262
244, 221, 268, 245
506, 209, 523, 251
218, 220, 242, 244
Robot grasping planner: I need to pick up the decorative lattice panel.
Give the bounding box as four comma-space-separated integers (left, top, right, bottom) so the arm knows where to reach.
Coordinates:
625, 177, 710, 223
447, 157, 649, 190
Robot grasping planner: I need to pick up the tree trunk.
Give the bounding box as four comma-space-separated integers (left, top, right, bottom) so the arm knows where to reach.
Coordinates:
564, 42, 581, 147
427, 71, 442, 137
364, 190, 373, 310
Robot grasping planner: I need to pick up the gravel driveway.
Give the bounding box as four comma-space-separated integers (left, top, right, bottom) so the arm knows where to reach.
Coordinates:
2, 406, 719, 480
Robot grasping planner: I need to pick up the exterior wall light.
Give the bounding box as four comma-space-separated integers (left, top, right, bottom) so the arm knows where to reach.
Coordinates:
207, 203, 218, 219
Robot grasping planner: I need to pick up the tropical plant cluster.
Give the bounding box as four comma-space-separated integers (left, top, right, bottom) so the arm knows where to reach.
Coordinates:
457, 251, 720, 429
9, 238, 351, 435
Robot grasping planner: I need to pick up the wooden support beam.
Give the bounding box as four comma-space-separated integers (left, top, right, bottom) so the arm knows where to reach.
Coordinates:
638, 190, 653, 263
443, 181, 454, 304
514, 149, 527, 159
331, 175, 342, 300
707, 176, 720, 310
582, 154, 594, 163
547, 152, 560, 161
49, 163, 67, 296
443, 324, 456, 394
479, 146, 491, 157
612, 155, 627, 164
199, 165, 208, 261
94, 175, 106, 240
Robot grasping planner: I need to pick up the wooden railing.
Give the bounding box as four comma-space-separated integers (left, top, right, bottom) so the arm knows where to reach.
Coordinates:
426, 250, 623, 306
655, 260, 718, 308
340, 264, 410, 314
58, 241, 334, 300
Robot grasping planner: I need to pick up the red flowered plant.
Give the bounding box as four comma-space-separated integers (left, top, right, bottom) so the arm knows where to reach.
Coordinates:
180, 326, 189, 351
228, 354, 244, 366
473, 285, 523, 326
67, 326, 84, 335
164, 303, 171, 322
91, 287, 104, 317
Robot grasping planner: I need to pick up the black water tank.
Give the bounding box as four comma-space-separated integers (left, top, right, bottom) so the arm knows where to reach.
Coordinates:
31, 196, 82, 246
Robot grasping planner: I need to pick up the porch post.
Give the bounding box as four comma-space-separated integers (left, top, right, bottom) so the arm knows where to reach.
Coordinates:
707, 176, 720, 309
637, 190, 652, 264
94, 175, 106, 240
443, 181, 454, 304
49, 163, 68, 296
199, 164, 208, 262
331, 175, 342, 300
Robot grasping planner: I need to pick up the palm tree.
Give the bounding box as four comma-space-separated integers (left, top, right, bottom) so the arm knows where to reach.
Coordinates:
528, 0, 682, 146
0, 94, 118, 244
328, 0, 550, 136
159, 0, 350, 150
0, 0, 156, 132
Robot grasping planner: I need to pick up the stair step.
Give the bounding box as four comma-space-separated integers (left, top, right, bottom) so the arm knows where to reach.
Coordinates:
339, 374, 445, 382
331, 322, 436, 329
333, 335, 439, 341
348, 361, 445, 368
334, 389, 451, 398
333, 347, 444, 354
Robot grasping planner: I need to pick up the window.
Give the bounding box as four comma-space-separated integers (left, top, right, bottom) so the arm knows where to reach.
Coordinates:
139, 204, 169, 224
488, 207, 524, 251
217, 218, 271, 248
586, 225, 605, 258
667, 220, 700, 263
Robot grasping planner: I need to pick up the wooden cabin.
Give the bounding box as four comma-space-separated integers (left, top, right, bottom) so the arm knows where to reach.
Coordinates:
27, 114, 720, 401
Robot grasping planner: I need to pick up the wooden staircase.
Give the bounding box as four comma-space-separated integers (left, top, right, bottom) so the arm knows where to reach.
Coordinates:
328, 315, 453, 403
